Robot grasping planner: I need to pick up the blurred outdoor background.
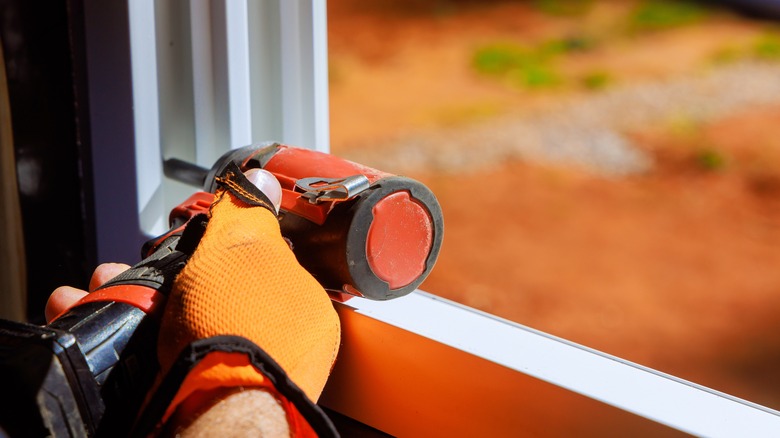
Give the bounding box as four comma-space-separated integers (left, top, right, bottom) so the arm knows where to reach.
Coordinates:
327, 0, 780, 429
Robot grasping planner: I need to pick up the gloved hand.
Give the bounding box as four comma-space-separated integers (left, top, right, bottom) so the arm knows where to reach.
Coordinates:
46, 167, 341, 436
154, 165, 341, 426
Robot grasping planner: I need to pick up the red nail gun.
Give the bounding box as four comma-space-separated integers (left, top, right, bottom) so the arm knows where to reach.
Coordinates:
162, 142, 444, 301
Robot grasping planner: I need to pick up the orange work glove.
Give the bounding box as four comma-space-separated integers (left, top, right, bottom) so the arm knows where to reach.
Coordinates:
151, 164, 341, 433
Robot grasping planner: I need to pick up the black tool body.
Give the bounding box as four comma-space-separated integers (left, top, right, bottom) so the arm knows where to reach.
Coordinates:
0, 235, 189, 437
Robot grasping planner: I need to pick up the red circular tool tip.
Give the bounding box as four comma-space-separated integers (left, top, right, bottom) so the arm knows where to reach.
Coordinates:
366, 191, 434, 290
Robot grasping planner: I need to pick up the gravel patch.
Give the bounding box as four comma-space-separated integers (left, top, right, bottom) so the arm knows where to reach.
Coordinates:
340, 61, 780, 176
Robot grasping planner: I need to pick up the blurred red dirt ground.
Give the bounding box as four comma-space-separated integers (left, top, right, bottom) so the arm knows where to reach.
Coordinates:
327, 0, 780, 432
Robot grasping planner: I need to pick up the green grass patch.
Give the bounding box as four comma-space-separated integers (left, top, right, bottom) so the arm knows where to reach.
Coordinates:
629, 0, 708, 32
581, 71, 612, 90
472, 37, 598, 90
753, 32, 780, 61
512, 65, 562, 88
707, 32, 780, 65
709, 45, 745, 65
472, 44, 538, 76
695, 148, 727, 171
472, 43, 562, 89
540, 35, 597, 56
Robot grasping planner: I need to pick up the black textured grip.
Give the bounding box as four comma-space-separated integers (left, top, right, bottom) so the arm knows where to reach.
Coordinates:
99, 235, 188, 293
0, 319, 98, 437
0, 230, 197, 437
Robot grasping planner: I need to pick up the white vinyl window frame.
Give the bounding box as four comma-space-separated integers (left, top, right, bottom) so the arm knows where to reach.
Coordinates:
79, 1, 780, 435
129, 0, 330, 237
82, 0, 330, 265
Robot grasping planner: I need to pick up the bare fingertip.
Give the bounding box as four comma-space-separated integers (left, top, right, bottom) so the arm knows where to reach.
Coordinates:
46, 286, 89, 323
90, 263, 131, 291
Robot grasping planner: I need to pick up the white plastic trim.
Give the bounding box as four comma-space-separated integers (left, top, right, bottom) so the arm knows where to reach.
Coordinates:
279, 0, 330, 152
128, 0, 330, 237
127, 0, 164, 235
321, 291, 780, 437
224, 0, 253, 151
189, 0, 218, 167
311, 0, 330, 153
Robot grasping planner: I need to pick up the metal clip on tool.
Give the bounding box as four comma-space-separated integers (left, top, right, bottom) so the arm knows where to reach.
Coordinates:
295, 176, 371, 203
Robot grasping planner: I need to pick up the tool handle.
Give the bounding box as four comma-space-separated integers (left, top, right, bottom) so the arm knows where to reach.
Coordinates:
164, 143, 444, 300
41, 234, 193, 435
